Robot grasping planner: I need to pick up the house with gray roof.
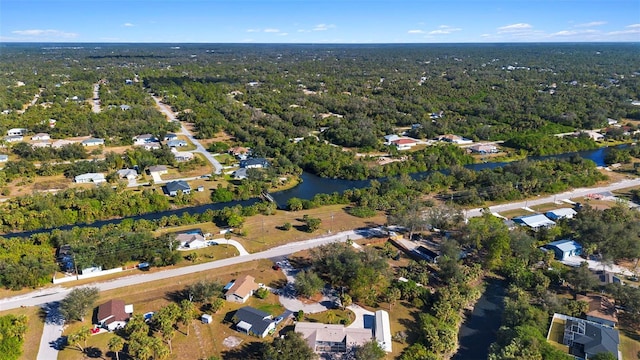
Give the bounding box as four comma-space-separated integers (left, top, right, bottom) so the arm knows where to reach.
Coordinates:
0, 154, 8, 162
559, 314, 620, 360
513, 214, 556, 229
82, 138, 105, 147
165, 180, 191, 196
240, 158, 269, 169
232, 306, 276, 338
167, 139, 187, 148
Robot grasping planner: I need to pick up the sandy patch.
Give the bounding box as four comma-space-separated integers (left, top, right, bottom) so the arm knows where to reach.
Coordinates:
222, 336, 243, 348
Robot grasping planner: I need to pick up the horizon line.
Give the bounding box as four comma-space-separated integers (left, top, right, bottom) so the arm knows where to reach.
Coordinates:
1, 41, 639, 45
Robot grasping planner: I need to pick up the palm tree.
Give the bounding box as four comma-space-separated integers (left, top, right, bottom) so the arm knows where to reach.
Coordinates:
179, 299, 197, 336
68, 326, 91, 353
326, 310, 336, 324
108, 336, 124, 360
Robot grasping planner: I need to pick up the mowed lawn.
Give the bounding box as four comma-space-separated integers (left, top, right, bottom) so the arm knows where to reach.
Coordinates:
57, 259, 287, 360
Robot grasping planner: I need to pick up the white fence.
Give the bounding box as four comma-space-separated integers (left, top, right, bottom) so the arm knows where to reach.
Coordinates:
52, 267, 123, 284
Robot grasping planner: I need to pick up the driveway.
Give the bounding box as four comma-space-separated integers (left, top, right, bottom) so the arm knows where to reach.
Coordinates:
346, 304, 375, 329
37, 302, 65, 360
209, 238, 249, 256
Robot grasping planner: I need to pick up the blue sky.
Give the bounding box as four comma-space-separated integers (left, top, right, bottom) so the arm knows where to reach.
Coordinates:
1, 0, 639, 43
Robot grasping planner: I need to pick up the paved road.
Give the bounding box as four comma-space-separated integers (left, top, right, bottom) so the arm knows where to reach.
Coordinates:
150, 94, 223, 174
91, 83, 101, 113
465, 177, 640, 219
0, 230, 364, 311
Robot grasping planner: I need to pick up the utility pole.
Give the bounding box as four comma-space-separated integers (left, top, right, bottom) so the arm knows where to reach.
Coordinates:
73, 253, 79, 280
262, 218, 265, 243
330, 213, 334, 233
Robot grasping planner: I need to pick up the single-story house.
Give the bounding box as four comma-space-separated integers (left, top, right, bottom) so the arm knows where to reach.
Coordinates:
116, 169, 138, 181
74, 173, 106, 184
97, 299, 133, 331
295, 322, 373, 353
559, 314, 620, 360
374, 310, 392, 352
576, 294, 618, 327
172, 148, 194, 162
51, 139, 75, 148
31, 141, 51, 148
391, 138, 419, 151
383, 134, 401, 145
469, 143, 499, 154
0, 154, 8, 162
4, 135, 23, 143
120, 104, 131, 111
240, 158, 269, 169
545, 208, 577, 220
164, 133, 178, 141
142, 142, 162, 151
437, 134, 473, 145
513, 214, 556, 229
165, 180, 191, 196
233, 168, 248, 180
82, 138, 105, 147
175, 232, 207, 249
229, 146, 251, 159
148, 165, 168, 176
133, 134, 158, 145
233, 306, 275, 338
7, 128, 27, 136
544, 239, 582, 260
167, 139, 187, 148
225, 275, 259, 303
579, 130, 605, 141
31, 133, 50, 141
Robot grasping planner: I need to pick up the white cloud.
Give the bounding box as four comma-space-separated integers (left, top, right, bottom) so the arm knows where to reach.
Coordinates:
313, 24, 335, 31
11, 29, 78, 38
550, 30, 578, 36
607, 28, 640, 35
278, 32, 288, 36
297, 29, 310, 33
626, 24, 640, 28
264, 28, 280, 33
246, 29, 259, 33
428, 25, 462, 35
122, 23, 135, 27
408, 29, 424, 34
497, 23, 533, 33
574, 21, 606, 28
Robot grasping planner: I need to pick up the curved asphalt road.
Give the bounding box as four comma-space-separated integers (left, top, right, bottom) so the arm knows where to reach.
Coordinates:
150, 94, 223, 174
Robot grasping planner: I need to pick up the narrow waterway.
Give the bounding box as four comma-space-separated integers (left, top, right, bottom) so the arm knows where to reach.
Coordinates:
453, 277, 507, 360
1, 145, 620, 239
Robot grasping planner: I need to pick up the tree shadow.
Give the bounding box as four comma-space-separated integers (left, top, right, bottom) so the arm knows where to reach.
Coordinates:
222, 340, 263, 360
85, 347, 103, 358
268, 278, 288, 290
165, 289, 186, 303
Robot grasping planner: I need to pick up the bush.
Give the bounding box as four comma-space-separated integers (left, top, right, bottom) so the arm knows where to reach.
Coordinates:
255, 287, 269, 299
280, 222, 292, 231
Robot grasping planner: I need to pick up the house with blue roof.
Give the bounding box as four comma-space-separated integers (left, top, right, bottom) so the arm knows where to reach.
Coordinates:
544, 239, 582, 260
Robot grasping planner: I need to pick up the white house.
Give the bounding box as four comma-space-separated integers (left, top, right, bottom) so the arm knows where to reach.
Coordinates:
546, 208, 577, 220
97, 299, 133, 331
543, 239, 582, 260
175, 232, 207, 249
81, 138, 105, 147
7, 128, 27, 136
392, 138, 419, 150
74, 173, 106, 184
513, 214, 555, 229
172, 148, 194, 162
51, 139, 76, 148
469, 143, 499, 154
225, 275, 259, 303
374, 310, 392, 352
295, 322, 373, 353
438, 134, 473, 145
4, 135, 23, 143
116, 169, 138, 181
133, 134, 158, 145
31, 133, 50, 141
0, 154, 8, 162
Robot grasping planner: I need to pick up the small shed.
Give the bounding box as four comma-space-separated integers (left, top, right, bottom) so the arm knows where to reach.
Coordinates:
201, 314, 213, 324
